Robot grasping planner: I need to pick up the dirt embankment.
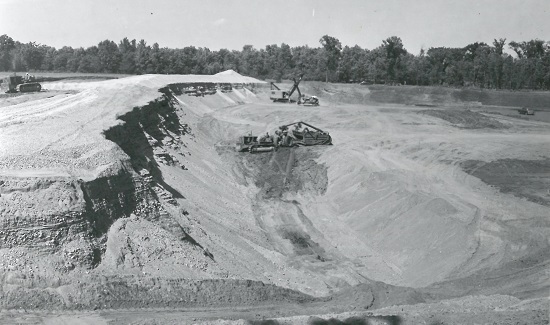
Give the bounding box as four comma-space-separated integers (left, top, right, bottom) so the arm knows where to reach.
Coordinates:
0, 168, 168, 308
0, 89, 172, 308
0, 162, 157, 278
1, 276, 315, 310
0, 83, 318, 310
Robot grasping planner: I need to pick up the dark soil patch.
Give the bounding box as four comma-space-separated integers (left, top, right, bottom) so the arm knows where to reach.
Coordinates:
240, 147, 328, 199
278, 228, 324, 256
420, 109, 508, 129
454, 88, 550, 109
461, 159, 550, 206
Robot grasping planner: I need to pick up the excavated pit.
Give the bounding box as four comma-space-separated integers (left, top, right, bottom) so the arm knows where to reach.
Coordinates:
232, 147, 330, 259
0, 77, 548, 323
0, 87, 328, 310
242, 147, 329, 199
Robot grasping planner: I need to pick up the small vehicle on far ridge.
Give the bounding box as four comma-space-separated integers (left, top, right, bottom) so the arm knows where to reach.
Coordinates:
518, 107, 534, 115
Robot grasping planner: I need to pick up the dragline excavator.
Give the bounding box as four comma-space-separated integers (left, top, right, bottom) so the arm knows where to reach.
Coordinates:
270, 74, 319, 106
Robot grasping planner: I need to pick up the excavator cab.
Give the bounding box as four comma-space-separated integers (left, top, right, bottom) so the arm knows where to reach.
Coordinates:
270, 89, 289, 101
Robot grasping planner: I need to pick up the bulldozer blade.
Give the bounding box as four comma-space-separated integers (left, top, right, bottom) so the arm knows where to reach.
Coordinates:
250, 147, 274, 153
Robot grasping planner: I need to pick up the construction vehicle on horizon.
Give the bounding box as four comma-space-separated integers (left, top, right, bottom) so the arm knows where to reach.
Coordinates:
518, 107, 534, 115
0, 73, 42, 93
270, 74, 319, 106
236, 121, 332, 153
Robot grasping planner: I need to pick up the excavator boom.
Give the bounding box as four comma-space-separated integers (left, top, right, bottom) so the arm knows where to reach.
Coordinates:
269, 74, 309, 104
286, 74, 303, 100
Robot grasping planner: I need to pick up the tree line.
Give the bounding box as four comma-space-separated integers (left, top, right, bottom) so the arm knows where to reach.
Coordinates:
1, 34, 549, 90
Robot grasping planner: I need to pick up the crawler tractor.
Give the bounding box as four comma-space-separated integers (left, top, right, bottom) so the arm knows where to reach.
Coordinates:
236, 133, 276, 153
1, 73, 42, 93
301, 95, 319, 106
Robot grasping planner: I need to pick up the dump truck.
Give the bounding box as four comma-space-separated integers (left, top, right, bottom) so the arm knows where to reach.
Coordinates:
0, 73, 42, 93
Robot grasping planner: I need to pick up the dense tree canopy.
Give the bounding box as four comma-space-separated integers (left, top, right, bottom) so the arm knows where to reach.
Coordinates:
319, 35, 342, 82
0, 34, 549, 90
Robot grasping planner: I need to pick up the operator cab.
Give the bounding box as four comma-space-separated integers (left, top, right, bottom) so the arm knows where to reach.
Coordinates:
270, 90, 290, 101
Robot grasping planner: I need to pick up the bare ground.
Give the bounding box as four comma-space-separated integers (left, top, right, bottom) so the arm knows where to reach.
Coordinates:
0, 78, 549, 324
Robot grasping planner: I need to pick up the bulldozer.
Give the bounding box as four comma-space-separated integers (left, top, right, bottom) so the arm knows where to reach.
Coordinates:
270, 74, 319, 106
236, 121, 332, 153
236, 133, 276, 153
0, 73, 42, 93
301, 95, 319, 106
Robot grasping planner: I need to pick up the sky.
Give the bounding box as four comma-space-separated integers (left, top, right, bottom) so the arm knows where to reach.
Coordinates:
0, 0, 548, 55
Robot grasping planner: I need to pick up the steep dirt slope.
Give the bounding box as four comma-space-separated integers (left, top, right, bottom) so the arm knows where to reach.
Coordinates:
0, 76, 325, 309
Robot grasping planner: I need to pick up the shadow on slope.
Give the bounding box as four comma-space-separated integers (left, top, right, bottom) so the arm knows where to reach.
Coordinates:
462, 158, 550, 207
103, 88, 185, 200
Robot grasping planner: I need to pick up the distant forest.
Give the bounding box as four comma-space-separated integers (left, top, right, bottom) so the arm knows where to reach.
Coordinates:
1, 34, 549, 90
